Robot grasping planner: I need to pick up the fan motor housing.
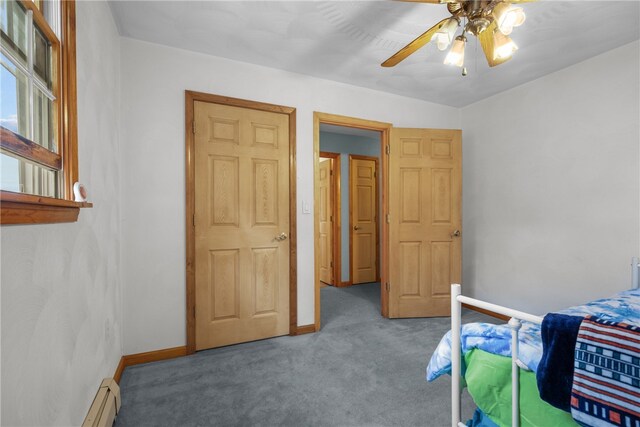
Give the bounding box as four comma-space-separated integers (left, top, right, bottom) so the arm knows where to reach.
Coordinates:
467, 17, 491, 35
448, 0, 495, 36
463, 0, 492, 17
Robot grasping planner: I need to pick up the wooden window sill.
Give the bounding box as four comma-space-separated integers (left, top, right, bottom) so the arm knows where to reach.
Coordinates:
1, 190, 93, 225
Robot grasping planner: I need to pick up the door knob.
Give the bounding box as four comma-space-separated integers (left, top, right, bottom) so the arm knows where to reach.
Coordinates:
450, 229, 461, 238
353, 225, 361, 231
275, 232, 288, 241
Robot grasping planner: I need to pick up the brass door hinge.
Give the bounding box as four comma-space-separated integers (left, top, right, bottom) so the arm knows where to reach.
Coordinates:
192, 214, 196, 227
385, 145, 390, 155
192, 121, 196, 134
385, 282, 390, 292
386, 214, 390, 224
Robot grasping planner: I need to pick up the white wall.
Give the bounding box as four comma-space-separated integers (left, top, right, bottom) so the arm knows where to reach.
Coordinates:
0, 2, 122, 425
120, 38, 460, 354
461, 41, 640, 314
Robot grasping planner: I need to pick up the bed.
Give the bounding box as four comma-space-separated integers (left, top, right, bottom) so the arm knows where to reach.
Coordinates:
428, 257, 640, 427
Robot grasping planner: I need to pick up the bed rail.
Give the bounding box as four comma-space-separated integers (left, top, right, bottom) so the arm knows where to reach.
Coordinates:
451, 257, 640, 427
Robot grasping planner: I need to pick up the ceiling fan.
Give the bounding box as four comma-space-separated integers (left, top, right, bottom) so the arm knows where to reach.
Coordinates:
382, 0, 530, 74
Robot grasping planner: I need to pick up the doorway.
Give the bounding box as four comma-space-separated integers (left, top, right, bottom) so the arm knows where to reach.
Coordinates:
313, 113, 391, 330
314, 113, 463, 329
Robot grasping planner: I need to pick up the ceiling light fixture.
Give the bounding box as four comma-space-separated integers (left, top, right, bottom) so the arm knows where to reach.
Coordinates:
381, 1, 530, 75
492, 2, 526, 36
492, 29, 518, 59
433, 17, 460, 51
444, 34, 466, 67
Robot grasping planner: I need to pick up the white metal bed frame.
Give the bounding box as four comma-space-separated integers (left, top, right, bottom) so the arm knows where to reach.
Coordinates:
450, 257, 640, 427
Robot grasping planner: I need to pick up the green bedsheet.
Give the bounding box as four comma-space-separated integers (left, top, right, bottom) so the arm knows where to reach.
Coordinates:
464, 349, 578, 427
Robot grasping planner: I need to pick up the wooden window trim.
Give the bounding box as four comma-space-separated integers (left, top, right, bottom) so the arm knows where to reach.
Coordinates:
1, 126, 62, 170
1, 190, 92, 224
1, 0, 88, 225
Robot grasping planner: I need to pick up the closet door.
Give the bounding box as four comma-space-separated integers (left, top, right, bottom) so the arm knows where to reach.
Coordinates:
194, 100, 290, 349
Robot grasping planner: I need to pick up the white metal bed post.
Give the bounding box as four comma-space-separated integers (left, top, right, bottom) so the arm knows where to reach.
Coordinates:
632, 257, 639, 290
451, 284, 462, 427
508, 318, 522, 427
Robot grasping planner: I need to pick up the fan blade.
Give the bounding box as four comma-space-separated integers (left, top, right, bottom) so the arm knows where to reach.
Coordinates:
394, 0, 456, 3
381, 18, 450, 67
478, 21, 511, 67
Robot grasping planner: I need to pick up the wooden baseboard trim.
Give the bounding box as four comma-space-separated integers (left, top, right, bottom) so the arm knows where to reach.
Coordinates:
124, 346, 188, 366
336, 281, 352, 288
462, 303, 510, 322
295, 324, 317, 335
113, 356, 126, 384
113, 346, 188, 384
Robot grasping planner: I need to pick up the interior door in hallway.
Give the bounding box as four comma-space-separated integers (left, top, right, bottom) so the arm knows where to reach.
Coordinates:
194, 100, 290, 350
319, 158, 334, 285
350, 155, 378, 285
388, 128, 461, 318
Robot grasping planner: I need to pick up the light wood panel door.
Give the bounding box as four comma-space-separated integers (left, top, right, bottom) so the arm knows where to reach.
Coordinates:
388, 128, 461, 318
350, 156, 378, 284
319, 158, 334, 285
194, 101, 290, 350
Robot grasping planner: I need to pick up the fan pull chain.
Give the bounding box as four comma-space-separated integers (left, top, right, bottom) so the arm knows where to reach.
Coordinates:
461, 17, 468, 77
475, 34, 479, 75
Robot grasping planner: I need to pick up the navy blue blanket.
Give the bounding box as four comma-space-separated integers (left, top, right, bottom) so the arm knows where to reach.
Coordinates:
536, 313, 584, 412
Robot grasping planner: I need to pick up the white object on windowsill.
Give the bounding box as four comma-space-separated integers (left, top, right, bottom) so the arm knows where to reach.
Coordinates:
73, 182, 88, 202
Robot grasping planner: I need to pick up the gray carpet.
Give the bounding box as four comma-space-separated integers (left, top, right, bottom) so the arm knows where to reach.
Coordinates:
116, 283, 493, 427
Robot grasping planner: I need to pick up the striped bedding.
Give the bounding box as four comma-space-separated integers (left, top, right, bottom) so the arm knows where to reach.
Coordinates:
571, 316, 640, 427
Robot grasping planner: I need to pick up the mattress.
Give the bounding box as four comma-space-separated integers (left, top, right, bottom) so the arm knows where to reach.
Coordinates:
463, 349, 577, 427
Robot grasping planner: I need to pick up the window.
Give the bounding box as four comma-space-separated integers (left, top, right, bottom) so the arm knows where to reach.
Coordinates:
0, 0, 88, 224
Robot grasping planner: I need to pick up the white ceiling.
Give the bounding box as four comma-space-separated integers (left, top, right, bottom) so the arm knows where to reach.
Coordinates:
109, 1, 640, 107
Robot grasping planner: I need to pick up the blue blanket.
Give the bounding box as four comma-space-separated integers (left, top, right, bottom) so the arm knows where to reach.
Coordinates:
427, 289, 640, 382
536, 313, 584, 412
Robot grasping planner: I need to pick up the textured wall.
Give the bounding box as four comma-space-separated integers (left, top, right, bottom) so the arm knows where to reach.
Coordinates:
0, 1, 122, 425
461, 41, 640, 314
119, 37, 461, 354
320, 132, 381, 282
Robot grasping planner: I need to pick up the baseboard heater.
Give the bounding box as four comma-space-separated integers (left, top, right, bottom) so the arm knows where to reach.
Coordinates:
82, 378, 121, 427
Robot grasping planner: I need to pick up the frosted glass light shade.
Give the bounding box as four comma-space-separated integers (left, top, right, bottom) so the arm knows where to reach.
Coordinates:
493, 2, 526, 35
433, 18, 459, 51
493, 30, 518, 59
444, 37, 465, 67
